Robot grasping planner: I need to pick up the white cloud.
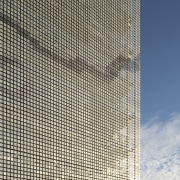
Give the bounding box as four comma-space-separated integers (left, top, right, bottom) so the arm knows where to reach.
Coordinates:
141, 112, 180, 180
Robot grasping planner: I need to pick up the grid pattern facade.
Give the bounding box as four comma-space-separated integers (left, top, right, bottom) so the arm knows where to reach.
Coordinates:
0, 0, 140, 179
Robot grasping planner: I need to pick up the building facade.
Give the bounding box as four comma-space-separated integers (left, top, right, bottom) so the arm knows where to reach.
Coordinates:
0, 0, 140, 179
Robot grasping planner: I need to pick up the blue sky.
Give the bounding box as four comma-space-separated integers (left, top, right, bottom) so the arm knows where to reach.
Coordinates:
141, 0, 180, 123
141, 1, 180, 179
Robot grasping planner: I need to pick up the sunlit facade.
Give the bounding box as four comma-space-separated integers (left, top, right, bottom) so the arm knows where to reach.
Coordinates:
0, 0, 140, 179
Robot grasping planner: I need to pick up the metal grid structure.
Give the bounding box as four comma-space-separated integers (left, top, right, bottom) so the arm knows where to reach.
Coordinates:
0, 0, 140, 179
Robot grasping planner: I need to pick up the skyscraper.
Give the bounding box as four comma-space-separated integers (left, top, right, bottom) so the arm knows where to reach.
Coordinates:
0, 0, 140, 179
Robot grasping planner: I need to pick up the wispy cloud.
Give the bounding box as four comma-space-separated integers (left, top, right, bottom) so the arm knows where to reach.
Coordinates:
141, 112, 180, 180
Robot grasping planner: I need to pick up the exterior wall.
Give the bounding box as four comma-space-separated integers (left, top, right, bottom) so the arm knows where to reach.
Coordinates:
0, 0, 140, 179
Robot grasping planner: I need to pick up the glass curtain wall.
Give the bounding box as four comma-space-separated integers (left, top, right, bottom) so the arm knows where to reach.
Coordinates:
0, 0, 140, 179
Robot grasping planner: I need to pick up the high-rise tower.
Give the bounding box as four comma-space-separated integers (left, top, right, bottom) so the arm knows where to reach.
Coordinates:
0, 0, 140, 179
